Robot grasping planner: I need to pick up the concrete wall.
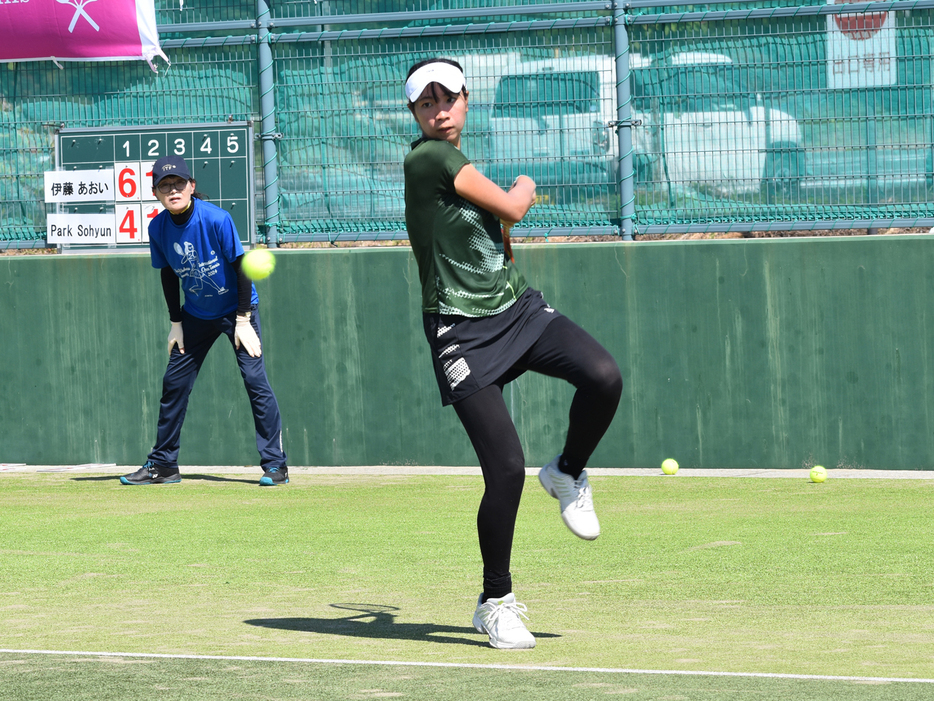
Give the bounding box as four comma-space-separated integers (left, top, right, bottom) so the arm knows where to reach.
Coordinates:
3, 236, 933, 469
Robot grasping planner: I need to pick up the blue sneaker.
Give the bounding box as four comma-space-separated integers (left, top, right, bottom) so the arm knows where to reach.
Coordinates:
259, 466, 289, 486
120, 461, 181, 485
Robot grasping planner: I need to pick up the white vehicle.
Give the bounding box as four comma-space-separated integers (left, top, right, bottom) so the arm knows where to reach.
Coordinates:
488, 52, 805, 199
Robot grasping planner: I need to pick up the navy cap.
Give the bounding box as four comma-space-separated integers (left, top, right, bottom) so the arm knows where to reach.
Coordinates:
152, 155, 192, 187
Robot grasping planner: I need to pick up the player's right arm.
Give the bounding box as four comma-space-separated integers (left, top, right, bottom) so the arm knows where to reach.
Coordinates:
453, 165, 535, 226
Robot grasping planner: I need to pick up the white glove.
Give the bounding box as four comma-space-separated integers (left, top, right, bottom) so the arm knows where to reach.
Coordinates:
234, 313, 262, 358
167, 321, 185, 355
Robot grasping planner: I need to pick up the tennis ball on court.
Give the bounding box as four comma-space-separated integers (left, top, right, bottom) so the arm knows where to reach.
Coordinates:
810, 465, 827, 483
661, 458, 679, 475
242, 248, 275, 280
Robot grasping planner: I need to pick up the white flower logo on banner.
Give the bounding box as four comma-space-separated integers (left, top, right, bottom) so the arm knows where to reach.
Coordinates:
56, 0, 100, 33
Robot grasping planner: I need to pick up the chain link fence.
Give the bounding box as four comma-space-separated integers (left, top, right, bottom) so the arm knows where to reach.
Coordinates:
1, 1, 932, 247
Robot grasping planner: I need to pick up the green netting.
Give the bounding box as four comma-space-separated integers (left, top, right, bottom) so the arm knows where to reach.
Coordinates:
11, 56, 256, 128
273, 0, 599, 21
271, 21, 616, 240
275, 52, 409, 236
627, 10, 934, 230
154, 0, 255, 28
1, 49, 258, 244
269, 0, 837, 23
149, 0, 890, 27
3, 2, 934, 246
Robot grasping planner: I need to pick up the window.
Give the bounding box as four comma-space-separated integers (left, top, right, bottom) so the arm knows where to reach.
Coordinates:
493, 72, 601, 119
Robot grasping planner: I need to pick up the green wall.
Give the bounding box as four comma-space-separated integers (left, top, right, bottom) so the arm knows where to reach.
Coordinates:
3, 237, 933, 470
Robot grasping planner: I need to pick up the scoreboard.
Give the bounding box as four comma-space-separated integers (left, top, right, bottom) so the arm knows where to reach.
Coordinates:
54, 123, 255, 247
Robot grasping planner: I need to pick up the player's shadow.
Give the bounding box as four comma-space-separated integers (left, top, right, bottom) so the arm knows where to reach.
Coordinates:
72, 475, 126, 482
72, 474, 257, 485
245, 603, 560, 647
187, 474, 258, 485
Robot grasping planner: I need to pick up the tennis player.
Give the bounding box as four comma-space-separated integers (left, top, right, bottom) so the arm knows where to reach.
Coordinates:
119, 155, 288, 487
403, 59, 622, 649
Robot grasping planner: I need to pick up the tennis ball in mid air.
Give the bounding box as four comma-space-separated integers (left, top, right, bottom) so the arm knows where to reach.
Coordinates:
661, 458, 679, 475
242, 248, 275, 280
810, 465, 827, 483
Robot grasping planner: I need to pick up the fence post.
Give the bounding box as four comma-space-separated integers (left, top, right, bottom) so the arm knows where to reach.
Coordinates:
257, 0, 281, 247
612, 3, 635, 241
865, 89, 879, 235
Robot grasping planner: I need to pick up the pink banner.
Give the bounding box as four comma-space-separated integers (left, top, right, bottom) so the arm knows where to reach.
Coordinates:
0, 0, 166, 67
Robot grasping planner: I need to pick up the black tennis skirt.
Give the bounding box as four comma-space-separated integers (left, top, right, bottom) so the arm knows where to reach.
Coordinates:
423, 287, 562, 406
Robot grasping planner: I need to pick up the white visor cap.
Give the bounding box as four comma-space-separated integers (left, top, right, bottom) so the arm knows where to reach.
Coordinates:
405, 62, 465, 103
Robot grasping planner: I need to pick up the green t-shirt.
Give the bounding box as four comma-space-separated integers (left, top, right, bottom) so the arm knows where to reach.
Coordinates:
404, 138, 528, 316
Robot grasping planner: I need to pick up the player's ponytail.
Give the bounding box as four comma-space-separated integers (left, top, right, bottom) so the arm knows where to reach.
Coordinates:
188, 180, 208, 201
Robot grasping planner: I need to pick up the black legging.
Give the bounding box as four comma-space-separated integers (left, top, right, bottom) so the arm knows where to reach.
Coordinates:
452, 315, 623, 599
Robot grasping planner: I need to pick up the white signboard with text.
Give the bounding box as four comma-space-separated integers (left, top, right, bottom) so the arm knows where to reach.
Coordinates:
827, 3, 896, 90
44, 170, 115, 203
47, 213, 117, 245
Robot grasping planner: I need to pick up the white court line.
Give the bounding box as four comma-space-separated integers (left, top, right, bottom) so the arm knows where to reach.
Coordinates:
7, 465, 934, 478
35, 464, 115, 473
1, 649, 933, 684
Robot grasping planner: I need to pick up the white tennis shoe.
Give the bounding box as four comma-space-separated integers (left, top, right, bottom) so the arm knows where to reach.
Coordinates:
539, 455, 600, 540
472, 593, 536, 649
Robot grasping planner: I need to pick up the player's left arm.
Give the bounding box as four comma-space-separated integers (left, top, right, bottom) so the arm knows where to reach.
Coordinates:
230, 254, 261, 357
219, 213, 261, 357
213, 211, 251, 316
231, 255, 252, 316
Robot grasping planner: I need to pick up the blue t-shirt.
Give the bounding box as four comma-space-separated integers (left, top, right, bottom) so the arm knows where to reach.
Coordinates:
148, 198, 258, 320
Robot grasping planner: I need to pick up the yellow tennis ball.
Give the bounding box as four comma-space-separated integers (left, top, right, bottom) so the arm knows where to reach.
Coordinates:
242, 248, 275, 280
810, 465, 827, 483
661, 458, 679, 475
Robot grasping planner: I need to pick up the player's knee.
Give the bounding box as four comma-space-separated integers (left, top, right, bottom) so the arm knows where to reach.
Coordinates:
587, 356, 623, 403
494, 451, 527, 493
505, 453, 527, 483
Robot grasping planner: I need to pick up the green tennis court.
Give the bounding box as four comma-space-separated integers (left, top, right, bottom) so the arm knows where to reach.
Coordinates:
2, 468, 933, 699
